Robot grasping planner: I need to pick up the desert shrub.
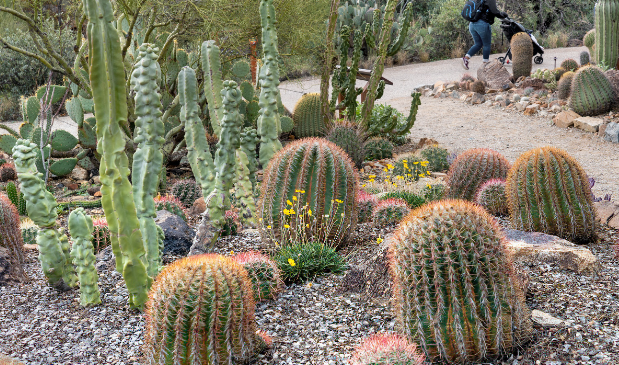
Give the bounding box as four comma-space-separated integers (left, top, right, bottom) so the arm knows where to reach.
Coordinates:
274, 241, 347, 284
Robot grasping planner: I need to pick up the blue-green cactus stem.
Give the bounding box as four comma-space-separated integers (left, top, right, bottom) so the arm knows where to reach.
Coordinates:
69, 208, 101, 306
201, 40, 224, 136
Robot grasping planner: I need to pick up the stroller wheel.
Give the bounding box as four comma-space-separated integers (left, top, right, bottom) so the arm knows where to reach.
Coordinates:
498, 57, 506, 64
534, 55, 543, 64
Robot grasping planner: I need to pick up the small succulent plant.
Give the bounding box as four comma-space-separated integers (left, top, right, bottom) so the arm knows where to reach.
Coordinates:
233, 251, 284, 302
154, 194, 187, 221
475, 178, 508, 216
372, 198, 409, 226
350, 333, 425, 365
20, 218, 38, 246
171, 179, 202, 208
91, 218, 110, 252
356, 190, 378, 223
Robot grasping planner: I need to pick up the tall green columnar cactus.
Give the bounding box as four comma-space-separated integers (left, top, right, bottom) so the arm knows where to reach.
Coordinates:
240, 127, 259, 186
446, 148, 511, 201
257, 0, 283, 167
320, 0, 341, 125
12, 140, 75, 289
506, 147, 597, 243
0, 194, 27, 281
511, 32, 533, 79
594, 0, 619, 68
331, 26, 364, 119
569, 65, 615, 116
201, 40, 224, 136
130, 44, 165, 278
68, 208, 101, 306
143, 254, 269, 364
83, 0, 150, 309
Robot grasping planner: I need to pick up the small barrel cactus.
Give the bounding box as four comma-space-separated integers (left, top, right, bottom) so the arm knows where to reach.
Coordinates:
20, 218, 38, 246
580, 51, 591, 66
154, 194, 187, 221
357, 190, 378, 223
446, 148, 510, 201
0, 193, 27, 280
605, 69, 619, 99
381, 191, 425, 209
292, 93, 326, 138
506, 147, 597, 243
557, 71, 575, 100
583, 29, 596, 58
389, 200, 532, 363
171, 179, 202, 208
0, 162, 17, 182
350, 333, 425, 365
234, 251, 284, 302
326, 121, 366, 169
474, 178, 508, 216
143, 254, 268, 364
560, 58, 579, 72
364, 137, 393, 161
471, 80, 485, 94
372, 198, 409, 226
511, 32, 533, 80
569, 65, 615, 116
91, 218, 110, 252
221, 209, 239, 236
553, 67, 567, 81
419, 145, 450, 172
5, 182, 26, 216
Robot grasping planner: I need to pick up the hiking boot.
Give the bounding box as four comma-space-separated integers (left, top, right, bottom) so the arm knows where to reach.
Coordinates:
462, 57, 469, 70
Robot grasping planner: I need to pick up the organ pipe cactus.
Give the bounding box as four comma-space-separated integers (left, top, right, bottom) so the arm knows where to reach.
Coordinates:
594, 0, 619, 69
83, 0, 150, 309
0, 194, 27, 281
130, 43, 165, 278
389, 200, 532, 362
446, 148, 511, 201
68, 208, 101, 306
143, 254, 269, 364
506, 147, 597, 243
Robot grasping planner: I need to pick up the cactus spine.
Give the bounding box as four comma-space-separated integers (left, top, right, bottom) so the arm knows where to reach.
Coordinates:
143, 254, 267, 364
83, 0, 150, 309
372, 198, 409, 226
171, 179, 202, 207
201, 40, 224, 136
390, 200, 532, 362
569, 65, 615, 116
69, 208, 101, 306
326, 121, 366, 169
506, 147, 597, 243
474, 178, 508, 216
0, 194, 27, 281
510, 32, 533, 80
594, 0, 619, 68
446, 148, 511, 201
130, 44, 165, 278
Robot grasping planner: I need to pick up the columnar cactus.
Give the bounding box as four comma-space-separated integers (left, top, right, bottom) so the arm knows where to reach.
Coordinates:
5, 181, 26, 215
293, 93, 326, 138
0, 194, 27, 281
364, 137, 393, 161
560, 58, 579, 72
171, 179, 202, 208
143, 254, 268, 364
446, 148, 511, 201
83, 0, 150, 308
130, 43, 165, 279
92, 218, 110, 252
372, 198, 409, 226
510, 32, 533, 80
506, 147, 597, 243
240, 127, 259, 186
235, 149, 257, 227
474, 178, 508, 216
201, 40, 224, 136
350, 333, 425, 365
69, 208, 101, 306
234, 251, 283, 301
389, 200, 532, 363
569, 65, 615, 116
594, 0, 619, 68
258, 138, 358, 250
557, 71, 575, 100
326, 121, 366, 169
356, 190, 378, 223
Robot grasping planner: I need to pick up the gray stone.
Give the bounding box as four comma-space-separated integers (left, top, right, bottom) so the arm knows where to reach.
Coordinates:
532, 310, 566, 328
512, 94, 521, 102
574, 116, 604, 133
521, 96, 530, 102
451, 91, 460, 99
477, 59, 512, 89
470, 93, 485, 105
155, 210, 195, 256
603, 121, 619, 143
70, 165, 89, 181
495, 94, 505, 101
594, 200, 619, 225
515, 101, 529, 111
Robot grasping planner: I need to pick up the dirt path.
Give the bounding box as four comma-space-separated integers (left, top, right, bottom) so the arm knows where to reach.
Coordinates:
389, 95, 618, 199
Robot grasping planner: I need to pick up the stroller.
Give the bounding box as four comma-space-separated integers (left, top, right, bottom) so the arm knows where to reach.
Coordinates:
498, 17, 544, 65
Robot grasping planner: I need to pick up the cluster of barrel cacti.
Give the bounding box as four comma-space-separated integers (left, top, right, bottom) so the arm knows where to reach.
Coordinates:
372, 198, 409, 226
446, 148, 511, 200
171, 179, 202, 207
511, 32, 533, 80
233, 251, 283, 302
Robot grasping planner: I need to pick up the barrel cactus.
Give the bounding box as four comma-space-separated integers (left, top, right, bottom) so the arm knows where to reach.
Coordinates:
92, 218, 111, 253
511, 32, 533, 80
419, 145, 450, 172
557, 71, 575, 100
257, 138, 358, 250
326, 121, 365, 169
372, 198, 409, 227
171, 179, 202, 207
553, 67, 567, 81
292, 93, 326, 138
364, 137, 393, 161
594, 0, 619, 69
471, 80, 486, 94
560, 58, 579, 72
0, 194, 27, 281
446, 148, 510, 201
506, 147, 597, 243
569, 65, 614, 116
143, 254, 269, 364
583, 29, 596, 61
154, 195, 187, 221
605, 69, 619, 99
357, 190, 378, 223
0, 162, 16, 182
580, 51, 591, 66
389, 200, 532, 363
350, 333, 425, 365
233, 251, 283, 302
475, 178, 508, 216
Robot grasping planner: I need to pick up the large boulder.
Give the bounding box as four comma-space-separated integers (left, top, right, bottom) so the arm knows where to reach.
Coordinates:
155, 210, 194, 256
477, 60, 512, 89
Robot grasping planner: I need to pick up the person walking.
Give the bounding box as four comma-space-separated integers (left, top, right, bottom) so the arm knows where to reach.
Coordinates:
462, 0, 508, 70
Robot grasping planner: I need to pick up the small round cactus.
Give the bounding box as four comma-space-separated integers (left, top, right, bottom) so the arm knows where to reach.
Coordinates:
560, 58, 579, 72
221, 209, 239, 236
372, 198, 409, 227
471, 80, 485, 94
350, 333, 425, 365
233, 250, 283, 302
356, 190, 378, 223
557, 71, 575, 100
553, 67, 567, 81
580, 51, 590, 66
20, 218, 38, 246
154, 194, 187, 221
569, 65, 615, 116
0, 193, 27, 280
364, 137, 394, 161
446, 148, 510, 201
171, 179, 202, 208
419, 145, 450, 172
0, 163, 17, 182
474, 178, 508, 216
327, 121, 366, 169
91, 218, 110, 253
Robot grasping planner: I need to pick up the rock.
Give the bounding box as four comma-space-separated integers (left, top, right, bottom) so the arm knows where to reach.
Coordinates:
521, 78, 545, 89
341, 233, 393, 299
512, 94, 521, 102
188, 197, 206, 215
91, 175, 101, 185
430, 172, 447, 179
94, 191, 102, 197
416, 138, 439, 150
574, 117, 604, 133
432, 81, 445, 94
477, 60, 512, 89
531, 310, 566, 328
553, 110, 580, 128
155, 210, 195, 256
23, 244, 38, 251
87, 186, 101, 196
470, 92, 485, 105
515, 101, 529, 112
603, 121, 619, 143
95, 246, 115, 271
70, 166, 89, 181
594, 200, 619, 226
524, 104, 540, 115
504, 229, 598, 273
521, 96, 530, 102
179, 155, 190, 167
67, 183, 79, 190
550, 104, 562, 113
451, 91, 460, 99
495, 94, 505, 101
445, 83, 457, 91
538, 110, 549, 117
168, 150, 187, 164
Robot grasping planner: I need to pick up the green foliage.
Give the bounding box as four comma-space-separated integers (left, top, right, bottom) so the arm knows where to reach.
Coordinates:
422, 183, 446, 202
506, 147, 597, 243
421, 0, 469, 60
419, 145, 450, 172
390, 200, 532, 363
171, 179, 202, 208
446, 148, 510, 201
364, 137, 393, 161
381, 191, 425, 209
569, 65, 614, 116
326, 122, 366, 169
392, 154, 430, 182
234, 251, 283, 302
355, 101, 419, 142
274, 241, 347, 284
511, 32, 533, 79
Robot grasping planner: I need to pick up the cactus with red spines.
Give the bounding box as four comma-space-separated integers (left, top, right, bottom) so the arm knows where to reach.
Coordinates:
506, 147, 597, 243
446, 148, 510, 201
389, 200, 532, 363
372, 198, 409, 227
221, 209, 239, 236
475, 178, 508, 216
143, 254, 269, 364
153, 194, 187, 221
350, 333, 425, 365
357, 190, 378, 223
234, 250, 283, 301
91, 218, 110, 252
0, 194, 27, 281
171, 179, 202, 208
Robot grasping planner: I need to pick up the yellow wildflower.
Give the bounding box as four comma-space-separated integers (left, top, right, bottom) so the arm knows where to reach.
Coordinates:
402, 159, 407, 163
283, 209, 290, 215
288, 258, 296, 267
267, 225, 272, 229
377, 237, 383, 244
293, 196, 297, 201
387, 163, 394, 170
368, 175, 376, 179
308, 209, 312, 216
287, 199, 293, 206
295, 189, 305, 193
284, 224, 290, 228
413, 161, 419, 164
427, 184, 432, 189
383, 168, 388, 172
335, 199, 343, 204
289, 208, 296, 215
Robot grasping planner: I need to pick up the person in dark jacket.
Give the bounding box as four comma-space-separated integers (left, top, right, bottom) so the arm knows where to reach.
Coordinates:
462, 0, 508, 70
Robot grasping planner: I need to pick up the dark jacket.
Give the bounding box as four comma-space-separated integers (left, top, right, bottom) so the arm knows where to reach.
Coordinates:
479, 0, 507, 25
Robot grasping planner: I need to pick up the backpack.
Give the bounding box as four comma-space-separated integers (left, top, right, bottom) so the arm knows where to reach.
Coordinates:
461, 0, 486, 22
